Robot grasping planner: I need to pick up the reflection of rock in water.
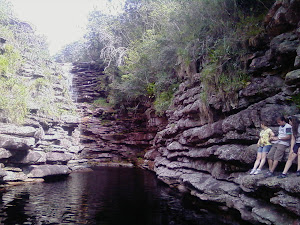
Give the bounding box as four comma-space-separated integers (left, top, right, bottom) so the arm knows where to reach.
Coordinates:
0, 191, 35, 224
0, 174, 87, 224
157, 187, 245, 225
0, 168, 242, 225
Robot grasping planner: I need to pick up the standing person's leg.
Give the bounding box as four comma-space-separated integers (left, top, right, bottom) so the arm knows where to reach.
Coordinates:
251, 147, 262, 174
266, 144, 277, 173
258, 145, 271, 170
258, 152, 268, 169
270, 144, 287, 173
267, 158, 273, 171
270, 160, 279, 173
278, 152, 297, 178
253, 153, 262, 169
254, 145, 271, 175
282, 143, 300, 175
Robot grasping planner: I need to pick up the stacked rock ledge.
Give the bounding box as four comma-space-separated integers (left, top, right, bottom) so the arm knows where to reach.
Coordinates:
142, 2, 300, 224
0, 63, 86, 184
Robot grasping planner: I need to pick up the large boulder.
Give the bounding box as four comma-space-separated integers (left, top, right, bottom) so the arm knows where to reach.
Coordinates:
270, 191, 300, 216
214, 144, 256, 165
270, 32, 299, 54
285, 69, 300, 85
249, 32, 299, 73
67, 159, 89, 171
248, 49, 274, 73
46, 152, 73, 163
16, 151, 46, 164
0, 123, 36, 137
26, 165, 70, 178
0, 168, 7, 179
239, 76, 283, 101
0, 134, 35, 150
60, 115, 80, 125
3, 168, 27, 182
264, 0, 300, 37
252, 204, 297, 225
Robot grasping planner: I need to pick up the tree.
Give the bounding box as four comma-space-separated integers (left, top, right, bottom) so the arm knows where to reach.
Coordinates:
55, 0, 273, 114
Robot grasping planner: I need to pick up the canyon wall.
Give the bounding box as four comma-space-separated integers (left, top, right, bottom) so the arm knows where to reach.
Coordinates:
1, 1, 298, 224
70, 62, 167, 166
67, 2, 300, 224
0, 61, 84, 182
145, 1, 300, 224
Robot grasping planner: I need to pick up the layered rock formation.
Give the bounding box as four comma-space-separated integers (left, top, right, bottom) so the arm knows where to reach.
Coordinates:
2, 1, 296, 224
63, 2, 300, 224
0, 62, 83, 183
142, 1, 300, 224
70, 62, 167, 166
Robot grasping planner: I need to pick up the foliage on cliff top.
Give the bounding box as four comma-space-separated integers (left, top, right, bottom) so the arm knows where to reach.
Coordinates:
0, 1, 73, 123
55, 0, 274, 114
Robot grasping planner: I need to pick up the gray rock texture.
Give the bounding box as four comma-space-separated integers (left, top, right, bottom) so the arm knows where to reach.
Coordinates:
26, 165, 70, 178
0, 63, 84, 182
65, 2, 300, 224
141, 2, 300, 224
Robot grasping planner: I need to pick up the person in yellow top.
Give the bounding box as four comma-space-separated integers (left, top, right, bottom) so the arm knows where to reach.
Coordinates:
250, 121, 275, 175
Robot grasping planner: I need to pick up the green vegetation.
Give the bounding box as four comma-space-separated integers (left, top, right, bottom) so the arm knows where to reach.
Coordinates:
34, 77, 49, 90
200, 39, 250, 106
56, 0, 274, 114
0, 77, 28, 123
93, 97, 112, 108
0, 1, 74, 123
289, 93, 300, 109
154, 91, 174, 115
0, 44, 22, 76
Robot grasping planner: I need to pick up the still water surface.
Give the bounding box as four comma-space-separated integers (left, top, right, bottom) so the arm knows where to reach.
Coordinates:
0, 167, 240, 225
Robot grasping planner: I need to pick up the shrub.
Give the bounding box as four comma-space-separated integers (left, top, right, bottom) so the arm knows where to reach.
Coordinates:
93, 97, 112, 107
34, 77, 49, 90
154, 83, 179, 115
154, 91, 174, 115
0, 44, 22, 76
0, 77, 28, 124
54, 0, 273, 115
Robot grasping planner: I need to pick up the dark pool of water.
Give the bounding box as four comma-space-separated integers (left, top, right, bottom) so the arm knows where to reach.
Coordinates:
0, 167, 241, 225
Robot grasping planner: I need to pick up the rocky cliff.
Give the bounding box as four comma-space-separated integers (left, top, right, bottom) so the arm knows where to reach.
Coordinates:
70, 62, 167, 166
2, 1, 298, 224
143, 1, 300, 224
63, 1, 300, 224
0, 60, 83, 182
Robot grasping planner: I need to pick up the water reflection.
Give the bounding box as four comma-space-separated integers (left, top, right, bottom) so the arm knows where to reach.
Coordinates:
0, 167, 240, 225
